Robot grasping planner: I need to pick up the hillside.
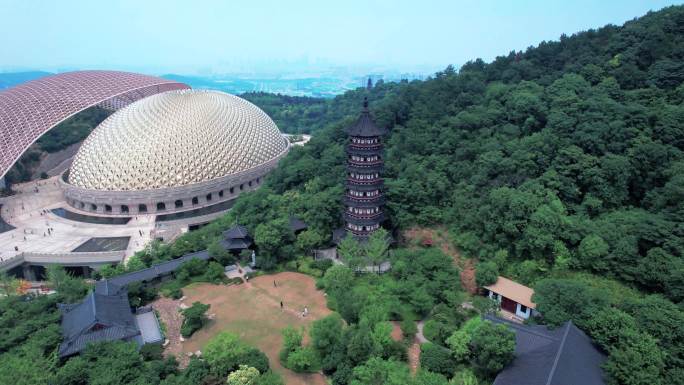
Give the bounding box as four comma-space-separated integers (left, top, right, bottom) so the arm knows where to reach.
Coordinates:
224, 7, 684, 384
250, 5, 684, 299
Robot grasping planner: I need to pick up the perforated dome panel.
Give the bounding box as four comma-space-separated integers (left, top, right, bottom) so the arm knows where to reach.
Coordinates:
68, 90, 288, 191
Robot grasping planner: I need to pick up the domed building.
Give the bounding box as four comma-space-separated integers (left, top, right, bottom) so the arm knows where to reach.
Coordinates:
61, 90, 289, 215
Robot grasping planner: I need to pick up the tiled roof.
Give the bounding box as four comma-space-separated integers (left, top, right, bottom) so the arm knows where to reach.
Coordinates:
345, 98, 388, 137
289, 216, 308, 232
61, 249, 211, 356
487, 315, 606, 385
484, 276, 536, 309
106, 250, 210, 287
223, 225, 250, 239
58, 290, 139, 357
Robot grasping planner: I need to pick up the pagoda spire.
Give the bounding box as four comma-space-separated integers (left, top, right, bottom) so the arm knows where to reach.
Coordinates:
342, 99, 387, 239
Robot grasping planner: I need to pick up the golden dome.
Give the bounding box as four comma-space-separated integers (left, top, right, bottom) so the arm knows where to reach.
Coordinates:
68, 90, 288, 191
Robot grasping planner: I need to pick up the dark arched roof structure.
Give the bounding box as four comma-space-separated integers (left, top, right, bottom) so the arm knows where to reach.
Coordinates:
0, 70, 190, 179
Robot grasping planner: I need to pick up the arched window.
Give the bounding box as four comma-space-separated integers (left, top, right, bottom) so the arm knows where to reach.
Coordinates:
104, 204, 112, 213
206, 193, 212, 201
157, 202, 166, 211
121, 205, 129, 213
192, 197, 199, 205
175, 200, 183, 208
139, 204, 147, 213
218, 190, 224, 198
90, 204, 97, 211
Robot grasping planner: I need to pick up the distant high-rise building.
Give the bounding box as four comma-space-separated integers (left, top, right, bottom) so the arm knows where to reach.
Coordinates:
343, 97, 388, 239
367, 77, 373, 90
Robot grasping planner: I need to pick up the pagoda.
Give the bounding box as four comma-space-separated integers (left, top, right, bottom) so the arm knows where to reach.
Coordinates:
343, 97, 388, 239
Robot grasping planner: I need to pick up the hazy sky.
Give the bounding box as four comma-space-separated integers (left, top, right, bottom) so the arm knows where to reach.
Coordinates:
0, 0, 682, 75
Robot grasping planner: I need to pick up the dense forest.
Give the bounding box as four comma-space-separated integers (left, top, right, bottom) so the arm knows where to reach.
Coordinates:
247, 6, 684, 302
2, 5, 684, 385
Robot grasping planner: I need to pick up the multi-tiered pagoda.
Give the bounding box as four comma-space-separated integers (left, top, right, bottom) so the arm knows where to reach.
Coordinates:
343, 97, 388, 239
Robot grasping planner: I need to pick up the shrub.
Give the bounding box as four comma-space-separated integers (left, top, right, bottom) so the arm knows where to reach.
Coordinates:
420, 343, 457, 378
311, 258, 333, 272
400, 319, 417, 340
451, 368, 478, 385
180, 301, 210, 338
240, 348, 270, 374
446, 317, 482, 363
139, 343, 163, 361
285, 346, 321, 373
422, 319, 458, 346
279, 326, 303, 363
204, 332, 268, 378
203, 261, 225, 283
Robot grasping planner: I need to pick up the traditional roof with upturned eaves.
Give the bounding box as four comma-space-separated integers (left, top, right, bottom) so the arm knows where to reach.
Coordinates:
344, 98, 388, 137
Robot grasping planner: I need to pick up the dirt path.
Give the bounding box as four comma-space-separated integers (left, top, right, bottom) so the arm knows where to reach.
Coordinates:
151, 296, 187, 366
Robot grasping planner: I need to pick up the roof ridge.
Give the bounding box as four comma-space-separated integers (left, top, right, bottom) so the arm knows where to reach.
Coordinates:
545, 321, 572, 385
90, 291, 97, 320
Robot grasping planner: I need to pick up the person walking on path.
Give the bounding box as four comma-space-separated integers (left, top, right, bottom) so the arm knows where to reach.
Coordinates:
280, 301, 284, 310
273, 280, 277, 287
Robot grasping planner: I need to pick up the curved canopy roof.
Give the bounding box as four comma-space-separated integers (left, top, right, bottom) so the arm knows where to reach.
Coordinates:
0, 70, 190, 179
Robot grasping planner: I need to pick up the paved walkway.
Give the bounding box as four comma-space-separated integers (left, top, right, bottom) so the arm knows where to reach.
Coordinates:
415, 320, 428, 344
0, 176, 154, 263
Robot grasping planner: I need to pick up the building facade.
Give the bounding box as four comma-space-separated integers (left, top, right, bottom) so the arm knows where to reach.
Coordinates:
484, 276, 539, 320
343, 98, 388, 239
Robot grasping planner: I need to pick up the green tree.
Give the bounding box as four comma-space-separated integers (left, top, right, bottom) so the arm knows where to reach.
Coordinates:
603, 329, 664, 385
204, 261, 225, 283
420, 343, 456, 377
350, 357, 413, 385
285, 346, 320, 373
446, 317, 482, 363
46, 265, 88, 302
469, 321, 515, 378
279, 326, 303, 363
337, 234, 364, 270
296, 229, 325, 254
208, 239, 232, 265
365, 228, 390, 272
533, 278, 609, 328
585, 308, 637, 351
181, 301, 210, 338
475, 261, 498, 287
203, 332, 251, 378
310, 313, 344, 358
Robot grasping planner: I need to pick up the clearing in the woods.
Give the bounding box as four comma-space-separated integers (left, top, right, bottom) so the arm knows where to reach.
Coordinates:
179, 272, 331, 385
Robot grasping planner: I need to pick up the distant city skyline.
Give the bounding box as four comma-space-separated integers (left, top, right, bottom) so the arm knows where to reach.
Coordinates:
1, 0, 682, 76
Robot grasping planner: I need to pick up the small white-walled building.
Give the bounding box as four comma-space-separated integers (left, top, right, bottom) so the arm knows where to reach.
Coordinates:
484, 276, 538, 320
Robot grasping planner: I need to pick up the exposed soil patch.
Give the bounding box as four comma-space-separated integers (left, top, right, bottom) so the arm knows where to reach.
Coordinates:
180, 272, 330, 385
151, 296, 187, 366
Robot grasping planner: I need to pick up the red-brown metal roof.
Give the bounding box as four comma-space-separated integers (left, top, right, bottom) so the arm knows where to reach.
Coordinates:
0, 70, 189, 179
